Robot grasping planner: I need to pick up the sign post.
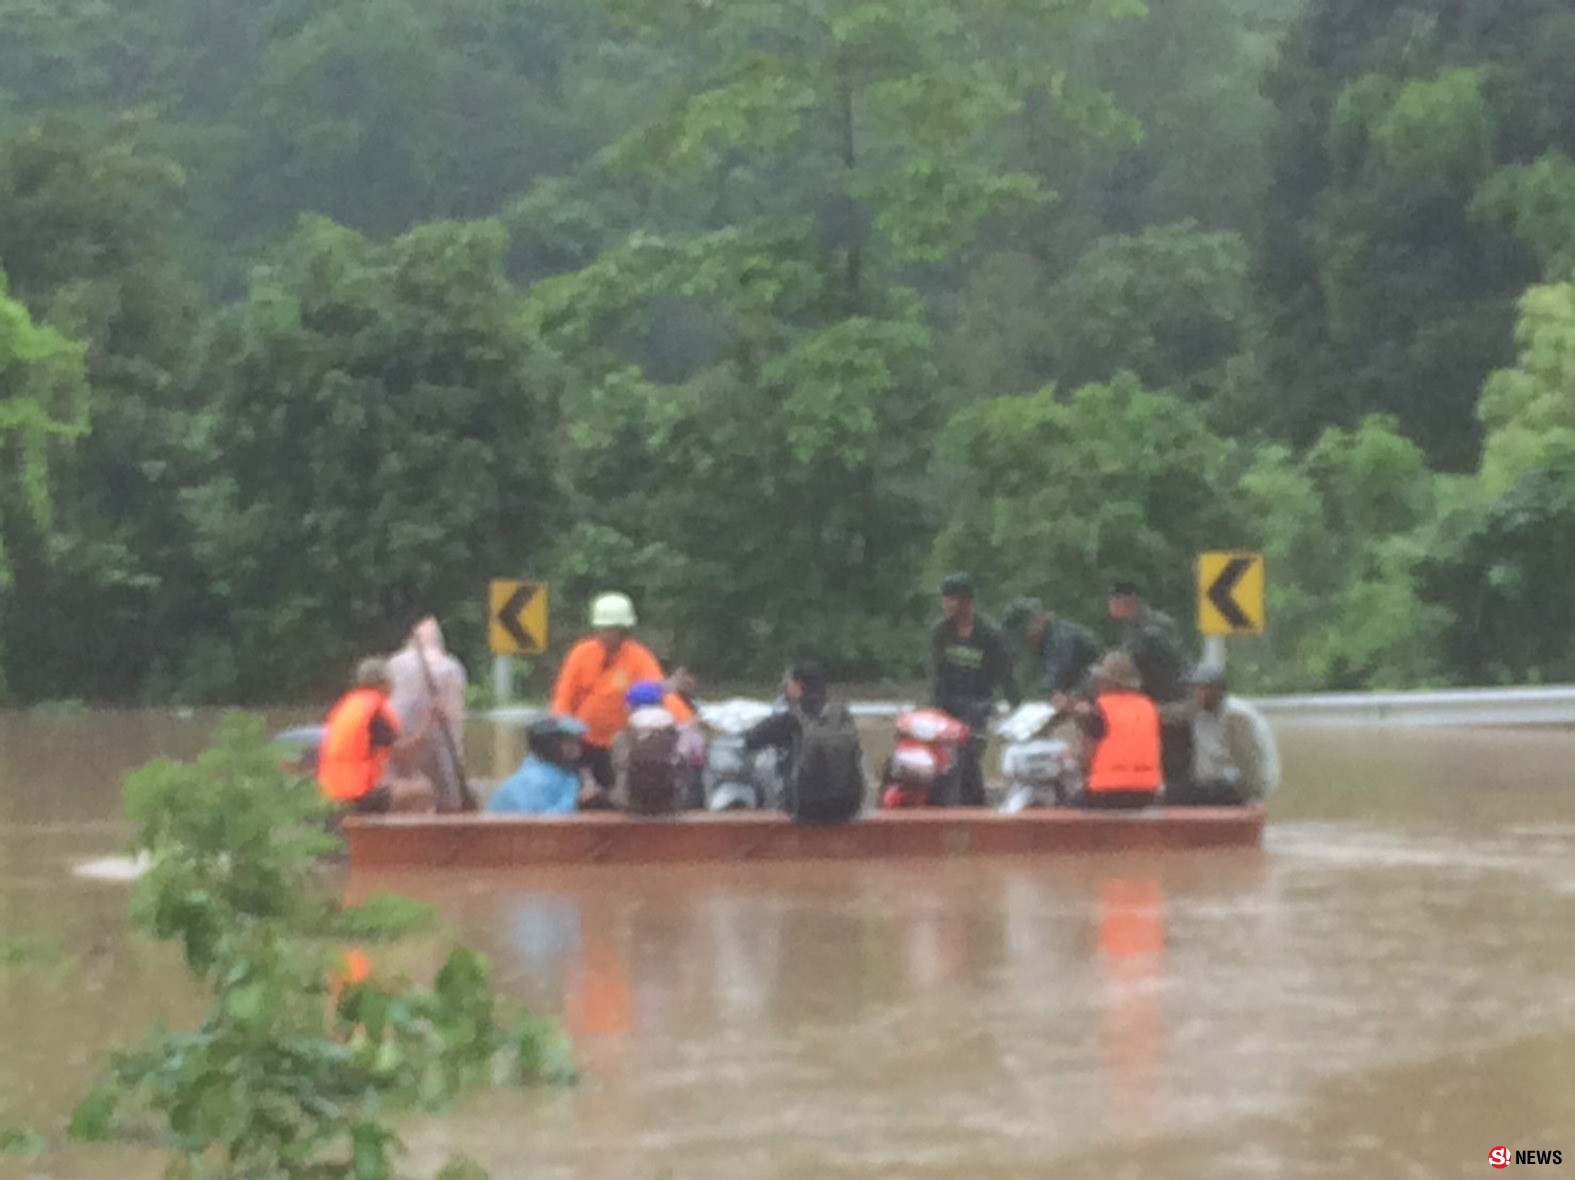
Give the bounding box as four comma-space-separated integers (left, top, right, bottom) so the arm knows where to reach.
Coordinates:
1196, 552, 1266, 669
488, 579, 549, 707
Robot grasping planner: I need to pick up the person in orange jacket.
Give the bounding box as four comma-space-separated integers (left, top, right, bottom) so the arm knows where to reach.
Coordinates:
552, 592, 694, 793
318, 658, 436, 813
1070, 652, 1162, 810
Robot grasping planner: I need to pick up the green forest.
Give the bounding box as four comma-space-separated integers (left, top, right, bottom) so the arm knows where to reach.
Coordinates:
2, 0, 1575, 704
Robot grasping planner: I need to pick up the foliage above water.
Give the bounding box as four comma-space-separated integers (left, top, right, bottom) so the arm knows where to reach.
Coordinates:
0, 268, 89, 588
3, 0, 1575, 698
69, 715, 573, 1179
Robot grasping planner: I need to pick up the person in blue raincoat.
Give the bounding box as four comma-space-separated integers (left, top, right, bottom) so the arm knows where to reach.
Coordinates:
488, 716, 593, 815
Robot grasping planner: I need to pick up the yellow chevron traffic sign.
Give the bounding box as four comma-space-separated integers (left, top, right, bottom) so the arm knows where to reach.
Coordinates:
1197, 552, 1265, 636
489, 580, 549, 655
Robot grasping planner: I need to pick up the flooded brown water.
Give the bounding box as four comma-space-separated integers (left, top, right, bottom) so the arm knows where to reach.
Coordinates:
5, 711, 1575, 1179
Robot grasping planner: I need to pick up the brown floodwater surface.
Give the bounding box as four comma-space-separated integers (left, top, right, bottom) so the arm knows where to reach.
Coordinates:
4, 713, 1575, 1179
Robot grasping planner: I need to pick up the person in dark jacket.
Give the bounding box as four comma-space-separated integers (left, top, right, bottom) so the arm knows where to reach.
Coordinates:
742, 661, 864, 823
744, 661, 827, 760
1107, 580, 1191, 792
1001, 597, 1104, 707
930, 573, 1019, 806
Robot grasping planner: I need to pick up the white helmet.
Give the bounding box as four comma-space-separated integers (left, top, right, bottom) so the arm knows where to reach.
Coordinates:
590, 592, 637, 629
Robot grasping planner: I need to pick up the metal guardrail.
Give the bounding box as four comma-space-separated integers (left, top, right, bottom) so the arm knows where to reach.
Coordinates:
490, 686, 1575, 730
1244, 685, 1575, 729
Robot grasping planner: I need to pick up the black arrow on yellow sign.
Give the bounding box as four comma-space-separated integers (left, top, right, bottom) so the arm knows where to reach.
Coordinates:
1206, 556, 1255, 630
497, 583, 542, 651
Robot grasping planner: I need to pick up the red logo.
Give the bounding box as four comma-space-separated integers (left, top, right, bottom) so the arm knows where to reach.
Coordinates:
1491, 1146, 1512, 1168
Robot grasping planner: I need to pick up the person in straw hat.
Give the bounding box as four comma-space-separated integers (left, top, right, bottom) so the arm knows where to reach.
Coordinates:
1068, 651, 1162, 810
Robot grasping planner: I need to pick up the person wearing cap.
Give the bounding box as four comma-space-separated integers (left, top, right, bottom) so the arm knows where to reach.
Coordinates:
931, 573, 1019, 806
1000, 597, 1104, 709
1069, 652, 1162, 809
319, 657, 435, 814
488, 716, 595, 815
552, 592, 695, 791
613, 679, 688, 814
1107, 579, 1190, 791
1164, 664, 1280, 805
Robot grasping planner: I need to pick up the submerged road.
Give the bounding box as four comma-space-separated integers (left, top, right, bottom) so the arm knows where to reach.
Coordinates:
2, 712, 1574, 1178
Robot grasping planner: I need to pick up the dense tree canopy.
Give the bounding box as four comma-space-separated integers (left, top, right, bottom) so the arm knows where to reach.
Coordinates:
1, 0, 1574, 702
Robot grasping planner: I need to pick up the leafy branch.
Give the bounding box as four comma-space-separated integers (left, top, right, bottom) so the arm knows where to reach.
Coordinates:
70, 714, 573, 1179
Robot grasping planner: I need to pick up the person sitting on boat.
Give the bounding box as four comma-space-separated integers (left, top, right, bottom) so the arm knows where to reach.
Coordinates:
1162, 664, 1280, 806
319, 658, 435, 815
1000, 596, 1103, 710
743, 661, 865, 824
668, 665, 700, 714
488, 716, 595, 816
553, 592, 695, 796
613, 680, 687, 815
663, 667, 709, 808
1069, 652, 1162, 810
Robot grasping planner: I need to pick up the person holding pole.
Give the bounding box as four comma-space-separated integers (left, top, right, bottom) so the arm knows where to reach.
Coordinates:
388, 616, 474, 812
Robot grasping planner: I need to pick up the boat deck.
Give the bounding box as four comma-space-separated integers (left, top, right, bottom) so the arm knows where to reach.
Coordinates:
344, 806, 1265, 870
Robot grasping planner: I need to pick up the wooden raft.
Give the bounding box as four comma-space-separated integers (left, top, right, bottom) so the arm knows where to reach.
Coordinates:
344, 806, 1266, 871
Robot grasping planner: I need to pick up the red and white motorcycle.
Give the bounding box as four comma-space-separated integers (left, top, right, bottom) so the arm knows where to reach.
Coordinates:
879, 708, 974, 808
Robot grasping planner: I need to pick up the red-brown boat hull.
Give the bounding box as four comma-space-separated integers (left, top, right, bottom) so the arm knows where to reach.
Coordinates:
344, 807, 1265, 871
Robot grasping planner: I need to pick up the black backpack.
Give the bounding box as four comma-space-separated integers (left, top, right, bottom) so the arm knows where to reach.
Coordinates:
788, 701, 865, 824
624, 718, 680, 816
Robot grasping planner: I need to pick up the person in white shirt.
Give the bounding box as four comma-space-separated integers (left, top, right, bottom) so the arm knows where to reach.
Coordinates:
1164, 664, 1280, 805
387, 616, 468, 812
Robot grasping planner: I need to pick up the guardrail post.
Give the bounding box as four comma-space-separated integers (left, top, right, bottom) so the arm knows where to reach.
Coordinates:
492, 654, 513, 707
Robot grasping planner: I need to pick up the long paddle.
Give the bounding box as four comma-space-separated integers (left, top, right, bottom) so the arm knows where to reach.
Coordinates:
414, 634, 478, 812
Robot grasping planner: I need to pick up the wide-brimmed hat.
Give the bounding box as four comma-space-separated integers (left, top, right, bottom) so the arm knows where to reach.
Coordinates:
1092, 651, 1143, 692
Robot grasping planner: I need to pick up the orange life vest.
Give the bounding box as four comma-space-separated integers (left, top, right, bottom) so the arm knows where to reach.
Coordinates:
318, 688, 398, 802
1086, 691, 1162, 794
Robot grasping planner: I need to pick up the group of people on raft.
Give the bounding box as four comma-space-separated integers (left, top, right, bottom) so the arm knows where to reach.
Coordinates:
935, 572, 1275, 811
315, 575, 1276, 822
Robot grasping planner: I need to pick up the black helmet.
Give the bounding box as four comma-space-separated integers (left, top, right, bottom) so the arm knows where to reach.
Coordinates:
528, 715, 587, 762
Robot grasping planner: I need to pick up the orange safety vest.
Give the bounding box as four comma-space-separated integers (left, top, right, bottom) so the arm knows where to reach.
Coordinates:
1086, 691, 1162, 793
551, 637, 694, 748
318, 688, 399, 802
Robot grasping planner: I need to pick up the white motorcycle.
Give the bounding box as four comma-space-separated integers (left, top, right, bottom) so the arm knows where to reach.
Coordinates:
696, 699, 787, 811
994, 702, 1081, 812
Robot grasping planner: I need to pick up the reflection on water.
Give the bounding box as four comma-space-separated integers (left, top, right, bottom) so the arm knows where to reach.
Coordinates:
1097, 877, 1165, 1137
7, 713, 1575, 1178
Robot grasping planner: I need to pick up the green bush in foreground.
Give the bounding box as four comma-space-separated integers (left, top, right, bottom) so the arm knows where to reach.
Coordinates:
70, 713, 572, 1179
